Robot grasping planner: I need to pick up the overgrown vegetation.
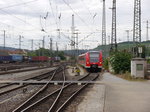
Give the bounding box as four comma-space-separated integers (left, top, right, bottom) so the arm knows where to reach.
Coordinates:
109, 51, 132, 74
147, 58, 150, 64
103, 58, 109, 70
117, 72, 146, 81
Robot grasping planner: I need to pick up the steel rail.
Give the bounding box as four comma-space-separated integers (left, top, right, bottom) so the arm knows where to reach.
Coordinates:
18, 73, 95, 112
0, 70, 55, 90
0, 62, 67, 94
0, 69, 57, 96
12, 66, 65, 112
56, 73, 99, 112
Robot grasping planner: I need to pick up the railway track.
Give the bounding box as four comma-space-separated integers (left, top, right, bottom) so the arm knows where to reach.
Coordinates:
0, 66, 64, 103
0, 62, 68, 91
0, 68, 56, 91
0, 64, 38, 71
0, 62, 62, 75
0, 66, 50, 75
0, 70, 54, 90
12, 66, 66, 112
13, 72, 99, 112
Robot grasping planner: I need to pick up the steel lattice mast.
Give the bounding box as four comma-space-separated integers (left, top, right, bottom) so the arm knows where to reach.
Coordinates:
133, 0, 141, 44
71, 14, 75, 50
102, 0, 106, 46
110, 0, 117, 53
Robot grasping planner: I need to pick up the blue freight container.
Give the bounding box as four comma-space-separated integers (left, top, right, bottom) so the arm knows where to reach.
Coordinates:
11, 55, 23, 62
0, 56, 12, 62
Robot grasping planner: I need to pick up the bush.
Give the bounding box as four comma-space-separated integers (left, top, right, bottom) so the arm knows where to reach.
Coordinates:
103, 58, 109, 70
147, 58, 150, 64
109, 51, 132, 74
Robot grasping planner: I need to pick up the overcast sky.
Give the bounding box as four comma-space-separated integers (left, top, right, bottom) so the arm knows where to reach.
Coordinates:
0, 0, 149, 50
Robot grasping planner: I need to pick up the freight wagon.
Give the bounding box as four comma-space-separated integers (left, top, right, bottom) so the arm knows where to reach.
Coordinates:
50, 56, 61, 62
31, 56, 49, 62
0, 56, 12, 63
0, 55, 51, 63
11, 54, 23, 62
0, 55, 23, 63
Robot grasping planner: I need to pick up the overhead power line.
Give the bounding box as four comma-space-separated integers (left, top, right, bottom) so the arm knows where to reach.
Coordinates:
0, 0, 39, 10
48, 0, 59, 29
62, 0, 93, 31
80, 0, 93, 17
0, 9, 41, 31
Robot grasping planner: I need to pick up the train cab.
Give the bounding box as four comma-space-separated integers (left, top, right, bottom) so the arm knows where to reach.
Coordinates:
78, 51, 102, 72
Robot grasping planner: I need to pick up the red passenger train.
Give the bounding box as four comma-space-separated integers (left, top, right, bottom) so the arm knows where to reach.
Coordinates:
78, 51, 102, 72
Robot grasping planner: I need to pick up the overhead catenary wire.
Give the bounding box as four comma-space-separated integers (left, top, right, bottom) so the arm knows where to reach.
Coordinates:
48, 0, 59, 29
62, 0, 94, 32
20, 0, 45, 17
61, 0, 101, 47
0, 0, 39, 10
0, 9, 42, 31
80, 0, 93, 17
80, 0, 100, 29
0, 16, 43, 32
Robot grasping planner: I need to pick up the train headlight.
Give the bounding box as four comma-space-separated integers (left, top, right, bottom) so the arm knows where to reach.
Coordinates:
87, 62, 89, 64
100, 62, 101, 64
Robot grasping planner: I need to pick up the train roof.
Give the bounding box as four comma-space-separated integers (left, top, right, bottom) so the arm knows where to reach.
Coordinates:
78, 51, 101, 57
88, 51, 101, 53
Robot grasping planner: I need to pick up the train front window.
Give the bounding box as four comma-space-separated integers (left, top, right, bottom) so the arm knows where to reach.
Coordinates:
89, 52, 99, 62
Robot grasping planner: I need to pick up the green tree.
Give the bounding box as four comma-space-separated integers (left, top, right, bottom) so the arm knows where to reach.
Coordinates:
110, 51, 132, 74
27, 48, 66, 60
57, 51, 66, 60
103, 58, 109, 70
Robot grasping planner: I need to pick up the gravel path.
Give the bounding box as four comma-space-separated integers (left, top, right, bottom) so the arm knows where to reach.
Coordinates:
0, 67, 56, 81
0, 85, 42, 112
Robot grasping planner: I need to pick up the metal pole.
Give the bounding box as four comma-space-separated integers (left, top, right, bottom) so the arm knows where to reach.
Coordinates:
38, 43, 40, 66
39, 43, 40, 56
133, 0, 141, 43
146, 20, 149, 41
43, 36, 45, 49
110, 0, 117, 53
19, 35, 21, 49
125, 30, 130, 50
133, 0, 141, 57
56, 42, 58, 57
71, 14, 75, 60
42, 36, 45, 57
31, 39, 33, 51
126, 30, 130, 42
102, 0, 107, 58
102, 0, 106, 46
50, 38, 53, 66
3, 30, 5, 50
76, 33, 79, 56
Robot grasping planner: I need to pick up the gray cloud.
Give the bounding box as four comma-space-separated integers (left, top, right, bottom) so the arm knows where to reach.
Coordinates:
0, 0, 149, 50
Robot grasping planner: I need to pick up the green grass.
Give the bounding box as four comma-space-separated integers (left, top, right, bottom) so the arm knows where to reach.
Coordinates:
116, 72, 146, 81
